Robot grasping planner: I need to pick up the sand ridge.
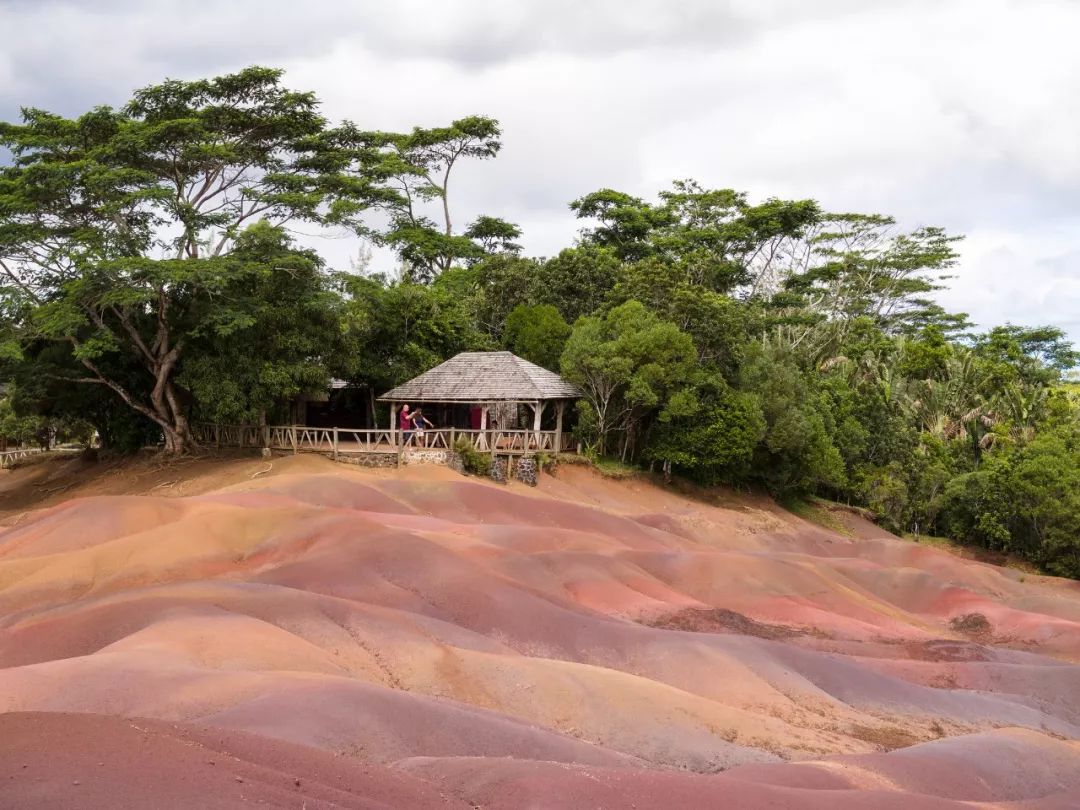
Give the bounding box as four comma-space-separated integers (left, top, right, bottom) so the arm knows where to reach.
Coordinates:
1, 455, 1079, 807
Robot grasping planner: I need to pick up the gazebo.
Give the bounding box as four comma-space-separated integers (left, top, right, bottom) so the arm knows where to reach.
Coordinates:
378, 351, 581, 454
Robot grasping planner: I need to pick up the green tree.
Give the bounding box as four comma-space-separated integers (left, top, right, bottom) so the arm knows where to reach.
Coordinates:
610, 256, 750, 375
533, 246, 622, 323
646, 374, 765, 483
561, 300, 696, 458
974, 325, 1078, 388
468, 254, 541, 338
336, 272, 490, 424
503, 304, 570, 370
0, 67, 358, 452
178, 223, 342, 425
777, 215, 963, 351
346, 116, 513, 281
573, 180, 820, 293
898, 325, 952, 380
0, 383, 94, 450
740, 342, 846, 495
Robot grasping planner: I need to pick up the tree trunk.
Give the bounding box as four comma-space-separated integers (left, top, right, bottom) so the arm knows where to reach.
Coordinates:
161, 423, 184, 454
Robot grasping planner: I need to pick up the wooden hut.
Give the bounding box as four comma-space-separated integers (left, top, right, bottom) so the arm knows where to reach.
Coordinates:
378, 351, 581, 453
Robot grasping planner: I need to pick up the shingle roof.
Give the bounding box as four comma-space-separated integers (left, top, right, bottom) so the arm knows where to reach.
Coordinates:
378, 351, 582, 403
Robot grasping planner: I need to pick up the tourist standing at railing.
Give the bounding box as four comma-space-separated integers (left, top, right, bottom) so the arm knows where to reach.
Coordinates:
399, 404, 413, 446
412, 409, 434, 448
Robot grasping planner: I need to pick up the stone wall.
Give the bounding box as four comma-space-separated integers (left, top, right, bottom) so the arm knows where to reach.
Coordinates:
447, 451, 466, 475
334, 452, 398, 468
515, 456, 538, 486
404, 449, 450, 466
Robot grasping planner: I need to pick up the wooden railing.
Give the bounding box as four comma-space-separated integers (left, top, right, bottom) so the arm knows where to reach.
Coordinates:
0, 447, 45, 469
0, 446, 82, 469
449, 429, 572, 453
192, 423, 575, 458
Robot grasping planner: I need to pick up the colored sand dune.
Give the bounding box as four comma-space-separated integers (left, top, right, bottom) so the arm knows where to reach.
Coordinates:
2, 460, 1079, 808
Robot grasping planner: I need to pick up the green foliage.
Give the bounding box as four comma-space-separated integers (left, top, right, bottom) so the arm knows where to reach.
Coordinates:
533, 247, 622, 323
936, 419, 1080, 577
453, 436, 492, 477
0, 391, 43, 443
335, 272, 491, 423
466, 255, 541, 337
178, 223, 341, 425
779, 215, 962, 337
0, 384, 95, 448
611, 256, 751, 376
898, 325, 952, 380
503, 304, 570, 370
561, 301, 696, 457
0, 67, 363, 452
572, 180, 820, 293
592, 458, 639, 479
646, 375, 764, 483
345, 115, 514, 281
740, 343, 846, 495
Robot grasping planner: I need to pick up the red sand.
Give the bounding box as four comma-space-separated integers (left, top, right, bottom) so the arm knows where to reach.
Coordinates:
2, 457, 1079, 808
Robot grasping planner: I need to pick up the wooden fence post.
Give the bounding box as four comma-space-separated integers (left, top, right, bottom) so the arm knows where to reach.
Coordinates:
332, 427, 339, 461
291, 426, 297, 455
555, 402, 564, 457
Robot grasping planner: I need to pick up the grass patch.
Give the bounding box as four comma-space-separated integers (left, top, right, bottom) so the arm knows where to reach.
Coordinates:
592, 458, 639, 480
781, 496, 854, 537
552, 452, 592, 466
904, 532, 963, 551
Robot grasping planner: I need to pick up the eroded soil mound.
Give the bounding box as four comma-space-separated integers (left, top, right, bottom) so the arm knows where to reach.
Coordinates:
2, 457, 1079, 808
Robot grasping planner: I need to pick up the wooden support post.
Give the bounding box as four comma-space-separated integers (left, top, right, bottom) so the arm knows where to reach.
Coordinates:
390, 402, 398, 450
532, 401, 544, 451
449, 425, 456, 448
555, 401, 564, 456
332, 427, 339, 461
479, 405, 489, 452
290, 425, 297, 455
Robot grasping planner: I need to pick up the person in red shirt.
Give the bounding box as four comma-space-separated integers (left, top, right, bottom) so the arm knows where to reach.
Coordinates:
399, 404, 412, 446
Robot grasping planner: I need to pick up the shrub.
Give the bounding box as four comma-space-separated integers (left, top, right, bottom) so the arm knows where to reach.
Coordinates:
453, 437, 492, 477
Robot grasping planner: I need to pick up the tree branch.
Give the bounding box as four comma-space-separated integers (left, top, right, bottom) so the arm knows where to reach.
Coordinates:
0, 257, 42, 304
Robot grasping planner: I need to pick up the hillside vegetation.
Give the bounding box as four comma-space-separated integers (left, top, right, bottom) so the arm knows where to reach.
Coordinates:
2, 67, 1079, 576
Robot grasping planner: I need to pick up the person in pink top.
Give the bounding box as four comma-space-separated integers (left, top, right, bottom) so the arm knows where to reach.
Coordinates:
399, 404, 412, 445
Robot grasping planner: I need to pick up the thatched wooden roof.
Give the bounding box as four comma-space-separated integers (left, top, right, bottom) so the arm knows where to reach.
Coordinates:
378, 351, 581, 403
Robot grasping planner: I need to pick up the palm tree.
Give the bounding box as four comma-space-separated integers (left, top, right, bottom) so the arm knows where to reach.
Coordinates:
995, 382, 1047, 443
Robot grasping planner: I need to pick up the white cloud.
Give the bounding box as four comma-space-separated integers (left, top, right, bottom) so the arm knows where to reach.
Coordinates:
1, 0, 1078, 337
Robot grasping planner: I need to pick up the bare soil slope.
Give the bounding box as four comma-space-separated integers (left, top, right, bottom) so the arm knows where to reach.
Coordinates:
2, 454, 1079, 808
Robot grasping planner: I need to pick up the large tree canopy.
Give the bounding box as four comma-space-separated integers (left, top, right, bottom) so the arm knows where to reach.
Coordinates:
0, 67, 360, 451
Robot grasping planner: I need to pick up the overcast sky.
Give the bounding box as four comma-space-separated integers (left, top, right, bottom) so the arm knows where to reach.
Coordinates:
2, 0, 1078, 337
